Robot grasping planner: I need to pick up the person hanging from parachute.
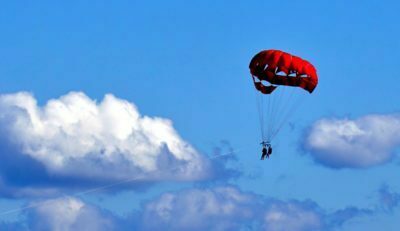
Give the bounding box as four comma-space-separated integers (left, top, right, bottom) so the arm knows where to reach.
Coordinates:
249, 49, 318, 160
260, 141, 272, 160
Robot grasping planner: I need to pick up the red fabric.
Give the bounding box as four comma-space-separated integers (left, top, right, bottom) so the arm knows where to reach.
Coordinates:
254, 82, 277, 94
249, 50, 318, 94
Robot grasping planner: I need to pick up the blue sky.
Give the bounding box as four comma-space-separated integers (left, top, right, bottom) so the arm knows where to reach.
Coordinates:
0, 1, 400, 230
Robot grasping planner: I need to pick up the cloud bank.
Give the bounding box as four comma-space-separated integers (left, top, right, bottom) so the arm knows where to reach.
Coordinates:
303, 114, 400, 168
0, 186, 371, 231
0, 92, 237, 196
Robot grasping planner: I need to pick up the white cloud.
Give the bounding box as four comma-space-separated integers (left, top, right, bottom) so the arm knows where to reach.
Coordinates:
26, 197, 116, 231
0, 92, 210, 183
141, 187, 258, 231
140, 187, 366, 231
304, 114, 400, 168
140, 187, 370, 231
263, 201, 322, 231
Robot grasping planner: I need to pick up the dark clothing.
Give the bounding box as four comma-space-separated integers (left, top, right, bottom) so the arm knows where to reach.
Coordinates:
261, 144, 272, 160
261, 147, 268, 160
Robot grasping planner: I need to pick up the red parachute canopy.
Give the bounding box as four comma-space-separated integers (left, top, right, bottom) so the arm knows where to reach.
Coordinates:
249, 50, 318, 94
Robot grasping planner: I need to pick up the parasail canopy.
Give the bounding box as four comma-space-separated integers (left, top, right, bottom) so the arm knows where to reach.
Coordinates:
249, 50, 318, 94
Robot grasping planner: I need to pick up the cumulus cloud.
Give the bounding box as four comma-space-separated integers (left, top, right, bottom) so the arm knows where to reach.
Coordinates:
263, 200, 322, 231
0, 186, 371, 231
138, 187, 370, 231
25, 197, 118, 231
140, 187, 260, 231
0, 92, 238, 196
303, 114, 400, 168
